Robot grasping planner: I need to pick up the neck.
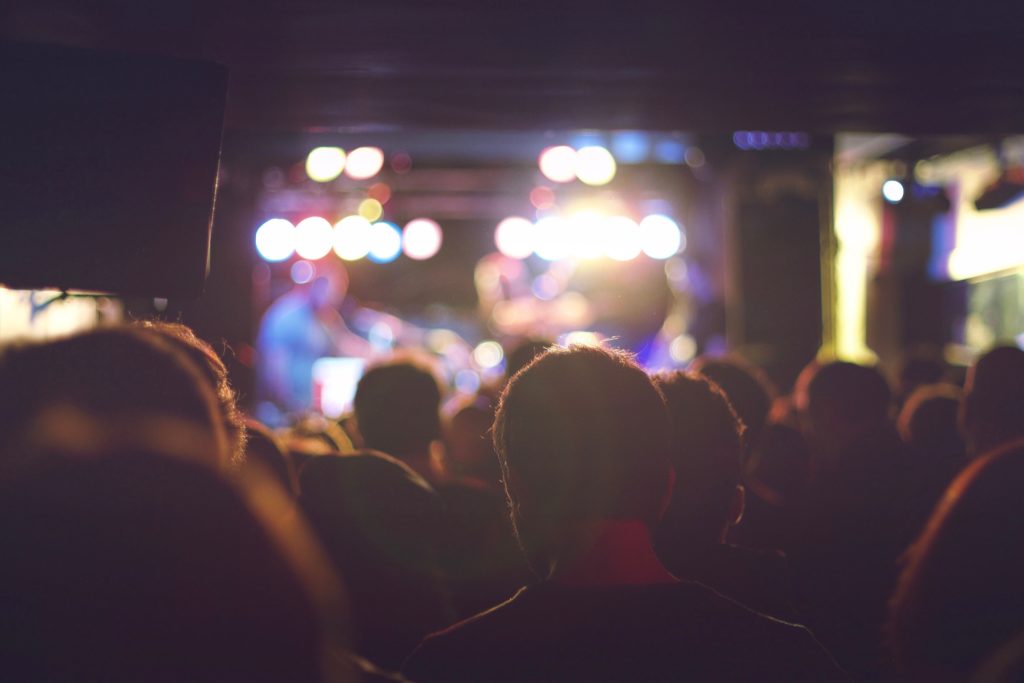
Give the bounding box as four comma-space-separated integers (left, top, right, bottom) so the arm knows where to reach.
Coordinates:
551, 519, 678, 587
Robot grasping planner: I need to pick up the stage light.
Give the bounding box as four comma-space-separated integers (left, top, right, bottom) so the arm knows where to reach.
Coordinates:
564, 330, 601, 347
358, 198, 383, 222
533, 215, 573, 261
568, 211, 609, 259
653, 139, 686, 164
539, 146, 577, 183
575, 146, 617, 186
333, 215, 373, 261
605, 216, 642, 261
254, 218, 295, 262
495, 217, 535, 259
669, 334, 697, 363
473, 340, 504, 369
640, 214, 684, 259
403, 218, 443, 260
611, 131, 649, 164
290, 260, 315, 284
305, 147, 346, 182
368, 182, 392, 204
883, 179, 905, 203
294, 217, 334, 260
367, 221, 402, 263
345, 146, 385, 180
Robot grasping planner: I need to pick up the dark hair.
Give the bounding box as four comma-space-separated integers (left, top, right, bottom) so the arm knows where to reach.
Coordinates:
505, 338, 551, 380
690, 356, 774, 447
0, 448, 343, 682
493, 344, 671, 573
802, 361, 892, 439
898, 383, 965, 460
136, 321, 247, 464
354, 357, 442, 459
961, 346, 1024, 457
653, 371, 744, 542
0, 325, 227, 473
889, 441, 1024, 679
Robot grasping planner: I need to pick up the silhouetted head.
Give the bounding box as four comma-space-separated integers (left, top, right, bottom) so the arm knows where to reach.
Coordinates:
492, 344, 672, 576
889, 441, 1024, 680
505, 338, 551, 380
136, 321, 247, 464
652, 371, 744, 549
898, 383, 965, 460
444, 396, 501, 489
690, 356, 774, 448
799, 360, 892, 461
0, 446, 347, 682
898, 351, 948, 406
354, 356, 443, 461
244, 417, 297, 496
961, 346, 1024, 457
0, 325, 228, 474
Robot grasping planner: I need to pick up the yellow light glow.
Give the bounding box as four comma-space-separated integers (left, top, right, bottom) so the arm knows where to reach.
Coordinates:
305, 147, 346, 182
538, 146, 578, 183
564, 330, 601, 347
473, 340, 504, 369
358, 198, 383, 222
575, 146, 617, 186
345, 147, 385, 180
605, 216, 642, 261
294, 217, 334, 260
333, 215, 373, 261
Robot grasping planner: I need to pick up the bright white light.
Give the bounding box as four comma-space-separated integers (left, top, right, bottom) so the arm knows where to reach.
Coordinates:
305, 147, 346, 182
639, 214, 684, 259
568, 211, 610, 259
345, 147, 385, 180
333, 215, 373, 261
564, 330, 601, 347
367, 221, 402, 263
294, 216, 334, 260
883, 179, 905, 203
495, 217, 535, 259
533, 216, 573, 261
254, 218, 295, 262
402, 218, 443, 260
575, 146, 617, 186
669, 334, 697, 363
538, 146, 578, 183
605, 216, 642, 261
473, 340, 504, 369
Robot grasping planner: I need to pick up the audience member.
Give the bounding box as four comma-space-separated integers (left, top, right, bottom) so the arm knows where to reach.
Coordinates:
653, 370, 796, 620
889, 441, 1024, 681
960, 346, 1024, 458
354, 356, 444, 483
299, 451, 454, 671
690, 355, 775, 450
405, 345, 843, 682
245, 416, 299, 495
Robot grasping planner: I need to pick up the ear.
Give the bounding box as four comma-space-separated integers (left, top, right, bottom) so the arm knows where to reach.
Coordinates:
730, 484, 746, 527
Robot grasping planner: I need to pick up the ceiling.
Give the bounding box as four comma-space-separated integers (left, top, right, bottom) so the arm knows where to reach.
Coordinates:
5, 0, 1024, 136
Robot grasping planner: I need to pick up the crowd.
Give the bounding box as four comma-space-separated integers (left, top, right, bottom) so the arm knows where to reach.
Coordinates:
0, 320, 1023, 682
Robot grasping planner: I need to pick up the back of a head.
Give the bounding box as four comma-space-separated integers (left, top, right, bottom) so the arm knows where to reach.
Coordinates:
0, 449, 333, 682
962, 346, 1024, 457
505, 338, 551, 381
690, 356, 773, 446
653, 371, 743, 543
802, 360, 892, 450
898, 384, 965, 460
0, 326, 228, 473
889, 441, 1024, 680
493, 344, 671, 572
354, 358, 442, 459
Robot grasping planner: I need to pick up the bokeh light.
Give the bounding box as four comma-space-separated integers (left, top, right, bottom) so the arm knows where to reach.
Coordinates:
605, 216, 643, 261
290, 260, 315, 284
390, 152, 412, 174
533, 215, 573, 261
358, 198, 383, 222
530, 186, 556, 210
294, 216, 334, 260
883, 179, 905, 203
333, 215, 373, 261
254, 218, 295, 262
563, 330, 602, 347
305, 147, 346, 182
473, 340, 504, 369
639, 214, 684, 259
455, 369, 481, 394
568, 212, 610, 259
669, 334, 698, 363
494, 217, 535, 259
367, 221, 403, 263
368, 182, 392, 204
538, 146, 578, 183
575, 146, 617, 186
402, 218, 443, 260
345, 146, 385, 180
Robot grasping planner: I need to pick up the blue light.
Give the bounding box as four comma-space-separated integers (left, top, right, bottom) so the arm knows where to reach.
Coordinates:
367, 221, 403, 263
654, 139, 687, 164
611, 131, 649, 164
